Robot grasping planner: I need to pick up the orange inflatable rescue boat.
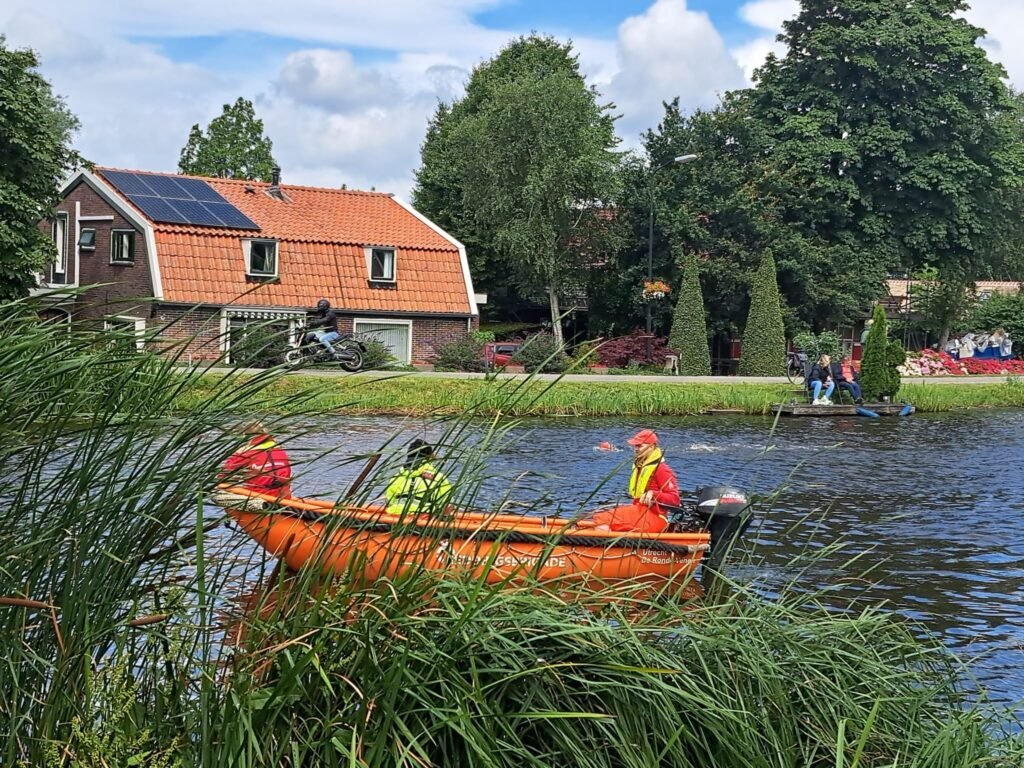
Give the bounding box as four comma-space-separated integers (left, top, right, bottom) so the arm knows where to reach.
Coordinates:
216, 486, 711, 586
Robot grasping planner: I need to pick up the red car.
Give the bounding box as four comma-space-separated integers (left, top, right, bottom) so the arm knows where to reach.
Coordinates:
484, 342, 523, 367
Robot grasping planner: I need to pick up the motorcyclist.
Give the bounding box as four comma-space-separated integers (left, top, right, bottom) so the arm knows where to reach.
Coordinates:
307, 298, 340, 356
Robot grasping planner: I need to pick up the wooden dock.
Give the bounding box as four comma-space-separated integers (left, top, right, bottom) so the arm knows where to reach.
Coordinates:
772, 402, 915, 417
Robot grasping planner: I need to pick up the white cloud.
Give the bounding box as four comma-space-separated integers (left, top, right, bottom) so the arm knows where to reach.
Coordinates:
730, 0, 796, 81
966, 0, 1024, 87
607, 0, 747, 143
3, 9, 241, 173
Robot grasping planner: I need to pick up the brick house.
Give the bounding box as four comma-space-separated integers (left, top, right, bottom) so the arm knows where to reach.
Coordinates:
37, 167, 479, 364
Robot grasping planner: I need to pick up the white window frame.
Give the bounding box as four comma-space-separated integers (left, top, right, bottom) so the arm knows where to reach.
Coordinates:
52, 212, 69, 281
220, 307, 305, 362
365, 246, 397, 283
110, 229, 136, 265
353, 318, 413, 363
104, 315, 146, 351
244, 239, 279, 278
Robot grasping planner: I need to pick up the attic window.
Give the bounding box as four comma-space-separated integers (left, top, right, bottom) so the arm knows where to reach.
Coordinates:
367, 247, 396, 282
78, 228, 96, 250
245, 239, 278, 277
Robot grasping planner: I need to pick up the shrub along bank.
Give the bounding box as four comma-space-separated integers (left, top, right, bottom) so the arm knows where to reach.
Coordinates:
174, 373, 1024, 417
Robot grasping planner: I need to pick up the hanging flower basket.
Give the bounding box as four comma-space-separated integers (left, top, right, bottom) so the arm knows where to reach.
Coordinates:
642, 279, 671, 301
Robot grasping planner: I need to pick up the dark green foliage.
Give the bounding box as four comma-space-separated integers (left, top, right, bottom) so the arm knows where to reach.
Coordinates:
412, 36, 621, 344
435, 337, 486, 372
512, 333, 569, 372
792, 330, 841, 361
228, 322, 291, 368
750, 0, 1024, 287
668, 255, 711, 375
967, 290, 1024, 341
358, 339, 397, 370
861, 305, 905, 399
738, 252, 786, 376
178, 97, 277, 181
0, 38, 84, 299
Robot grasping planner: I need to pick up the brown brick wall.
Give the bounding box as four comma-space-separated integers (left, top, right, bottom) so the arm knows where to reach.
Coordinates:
151, 306, 224, 362
408, 316, 474, 363
49, 180, 155, 322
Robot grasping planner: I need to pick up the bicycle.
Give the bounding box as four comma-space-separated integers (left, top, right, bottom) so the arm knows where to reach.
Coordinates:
785, 350, 808, 384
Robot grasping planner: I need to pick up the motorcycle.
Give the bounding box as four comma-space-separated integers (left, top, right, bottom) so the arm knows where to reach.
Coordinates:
285, 332, 365, 372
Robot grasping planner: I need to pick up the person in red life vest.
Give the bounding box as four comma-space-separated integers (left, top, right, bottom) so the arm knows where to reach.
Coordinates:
593, 429, 680, 533
220, 422, 292, 499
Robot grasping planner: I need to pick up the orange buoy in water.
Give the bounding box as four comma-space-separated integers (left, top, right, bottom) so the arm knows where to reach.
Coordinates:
596, 441, 617, 452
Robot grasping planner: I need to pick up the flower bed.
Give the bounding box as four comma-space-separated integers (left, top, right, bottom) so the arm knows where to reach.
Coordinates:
899, 349, 1024, 376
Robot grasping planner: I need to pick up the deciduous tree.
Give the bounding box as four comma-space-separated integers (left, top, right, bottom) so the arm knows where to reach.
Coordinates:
0, 38, 83, 299
178, 97, 277, 182
413, 36, 620, 345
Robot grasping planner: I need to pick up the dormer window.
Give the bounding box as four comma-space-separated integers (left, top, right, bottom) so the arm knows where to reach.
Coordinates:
245, 239, 278, 277
367, 247, 396, 283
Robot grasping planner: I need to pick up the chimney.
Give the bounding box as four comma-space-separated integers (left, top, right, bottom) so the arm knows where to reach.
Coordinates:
268, 166, 284, 200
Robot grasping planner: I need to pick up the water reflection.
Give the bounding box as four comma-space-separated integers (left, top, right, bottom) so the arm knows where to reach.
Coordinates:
221, 410, 1024, 706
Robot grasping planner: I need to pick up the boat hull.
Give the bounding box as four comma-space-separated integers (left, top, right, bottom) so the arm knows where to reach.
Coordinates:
221, 489, 709, 587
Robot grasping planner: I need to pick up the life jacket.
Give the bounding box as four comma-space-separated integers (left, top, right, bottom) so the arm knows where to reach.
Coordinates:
385, 462, 452, 514
222, 436, 292, 496
629, 448, 664, 500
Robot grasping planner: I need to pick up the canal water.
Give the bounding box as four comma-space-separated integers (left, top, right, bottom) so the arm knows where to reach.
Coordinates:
234, 409, 1024, 707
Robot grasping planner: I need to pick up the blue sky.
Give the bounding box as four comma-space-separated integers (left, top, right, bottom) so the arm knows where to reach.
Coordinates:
1, 0, 1018, 197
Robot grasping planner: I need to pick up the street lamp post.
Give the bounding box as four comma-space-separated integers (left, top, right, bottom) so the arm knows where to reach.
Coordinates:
646, 154, 699, 335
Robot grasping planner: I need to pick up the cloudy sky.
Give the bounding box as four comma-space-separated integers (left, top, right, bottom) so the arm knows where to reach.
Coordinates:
3, 0, 1021, 198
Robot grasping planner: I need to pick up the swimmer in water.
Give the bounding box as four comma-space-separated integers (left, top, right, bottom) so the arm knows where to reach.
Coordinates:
594, 441, 620, 452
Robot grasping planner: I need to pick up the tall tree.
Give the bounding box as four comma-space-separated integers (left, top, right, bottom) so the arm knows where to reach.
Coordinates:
751, 0, 1024, 290
668, 253, 711, 375
0, 38, 83, 299
738, 252, 786, 376
413, 36, 620, 345
178, 97, 277, 182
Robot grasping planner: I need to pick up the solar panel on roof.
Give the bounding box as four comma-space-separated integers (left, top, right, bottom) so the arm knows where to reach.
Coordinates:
130, 196, 191, 225
101, 170, 260, 230
167, 199, 226, 227
140, 174, 192, 198
173, 177, 225, 203
204, 201, 259, 230
103, 170, 157, 197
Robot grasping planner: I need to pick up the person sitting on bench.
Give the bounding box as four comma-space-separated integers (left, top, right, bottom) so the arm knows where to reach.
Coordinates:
808, 354, 835, 405
830, 355, 863, 404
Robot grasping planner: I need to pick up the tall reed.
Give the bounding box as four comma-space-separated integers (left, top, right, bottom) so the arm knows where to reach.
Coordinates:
0, 295, 1021, 767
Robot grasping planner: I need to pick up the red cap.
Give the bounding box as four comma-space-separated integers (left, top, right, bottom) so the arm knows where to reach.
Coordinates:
627, 429, 658, 446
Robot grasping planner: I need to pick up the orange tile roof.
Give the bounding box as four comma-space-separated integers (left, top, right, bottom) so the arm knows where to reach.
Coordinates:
96, 168, 473, 314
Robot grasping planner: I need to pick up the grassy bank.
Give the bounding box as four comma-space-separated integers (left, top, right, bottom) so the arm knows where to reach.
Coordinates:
175, 373, 1024, 417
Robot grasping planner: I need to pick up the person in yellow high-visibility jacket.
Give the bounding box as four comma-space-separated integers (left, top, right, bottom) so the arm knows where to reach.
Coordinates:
385, 439, 453, 514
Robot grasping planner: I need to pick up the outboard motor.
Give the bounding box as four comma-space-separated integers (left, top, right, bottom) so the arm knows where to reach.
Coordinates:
695, 485, 752, 568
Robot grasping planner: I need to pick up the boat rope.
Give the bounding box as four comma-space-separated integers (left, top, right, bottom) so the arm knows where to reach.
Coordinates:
263, 507, 708, 556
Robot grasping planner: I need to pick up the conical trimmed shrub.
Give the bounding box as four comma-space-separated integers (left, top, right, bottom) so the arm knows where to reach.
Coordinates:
668, 255, 712, 375
738, 251, 786, 376
861, 304, 904, 400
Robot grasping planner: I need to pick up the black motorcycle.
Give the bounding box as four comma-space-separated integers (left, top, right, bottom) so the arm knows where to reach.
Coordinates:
285, 332, 365, 372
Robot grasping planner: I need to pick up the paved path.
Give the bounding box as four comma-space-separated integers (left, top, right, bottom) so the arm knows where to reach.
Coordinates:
194, 367, 1016, 386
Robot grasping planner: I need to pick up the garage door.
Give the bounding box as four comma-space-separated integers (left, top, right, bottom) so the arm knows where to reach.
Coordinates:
354, 320, 411, 364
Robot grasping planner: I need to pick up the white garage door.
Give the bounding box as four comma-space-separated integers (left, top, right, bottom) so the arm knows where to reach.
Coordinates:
354, 320, 412, 364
